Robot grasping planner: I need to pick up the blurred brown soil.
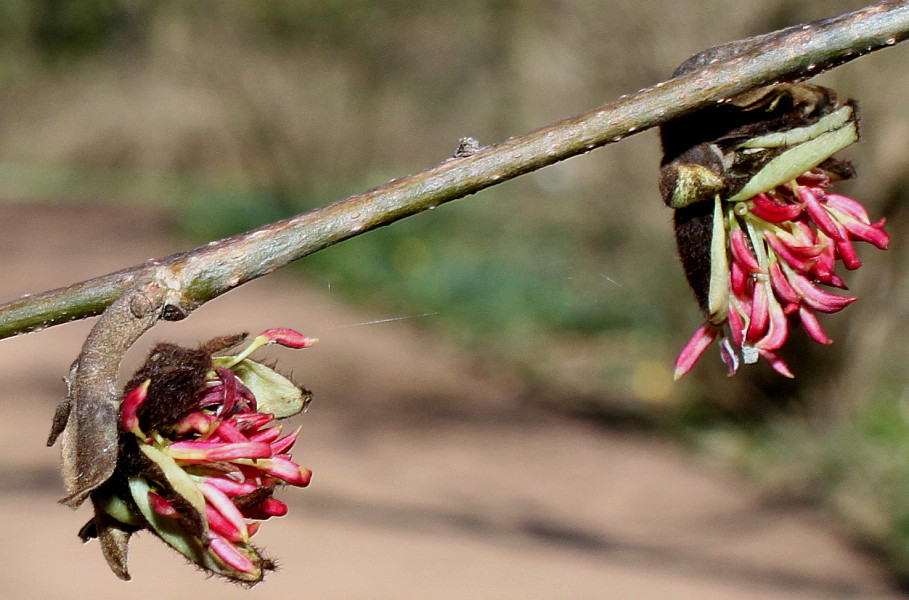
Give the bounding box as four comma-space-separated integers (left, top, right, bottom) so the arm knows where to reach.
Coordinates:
0, 203, 903, 599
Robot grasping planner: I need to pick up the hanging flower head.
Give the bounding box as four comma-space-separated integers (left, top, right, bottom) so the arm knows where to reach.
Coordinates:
79, 328, 317, 585
660, 80, 888, 378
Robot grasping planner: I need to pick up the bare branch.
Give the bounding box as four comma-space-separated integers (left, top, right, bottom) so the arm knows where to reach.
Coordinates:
1, 0, 907, 339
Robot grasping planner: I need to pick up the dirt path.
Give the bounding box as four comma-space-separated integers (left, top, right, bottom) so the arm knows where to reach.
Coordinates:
0, 204, 902, 599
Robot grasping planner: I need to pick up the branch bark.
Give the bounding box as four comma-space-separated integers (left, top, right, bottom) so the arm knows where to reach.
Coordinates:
1, 0, 907, 339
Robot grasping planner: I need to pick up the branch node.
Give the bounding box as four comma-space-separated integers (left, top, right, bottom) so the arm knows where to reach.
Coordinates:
453, 137, 483, 158
161, 303, 189, 321
128, 294, 155, 319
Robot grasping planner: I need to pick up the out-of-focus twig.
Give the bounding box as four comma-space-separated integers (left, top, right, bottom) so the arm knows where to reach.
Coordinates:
1, 0, 907, 339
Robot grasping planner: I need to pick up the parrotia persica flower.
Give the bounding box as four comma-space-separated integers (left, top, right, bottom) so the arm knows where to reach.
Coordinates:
79, 328, 317, 585
660, 81, 889, 379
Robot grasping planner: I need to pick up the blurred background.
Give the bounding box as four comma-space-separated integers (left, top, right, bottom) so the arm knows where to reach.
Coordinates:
1, 0, 909, 597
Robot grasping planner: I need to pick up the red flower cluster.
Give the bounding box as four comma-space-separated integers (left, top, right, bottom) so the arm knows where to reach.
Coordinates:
82, 328, 316, 584
675, 171, 889, 378
121, 360, 311, 574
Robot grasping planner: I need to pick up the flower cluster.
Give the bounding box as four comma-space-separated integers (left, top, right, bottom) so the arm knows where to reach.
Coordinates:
80, 328, 316, 585
674, 171, 889, 378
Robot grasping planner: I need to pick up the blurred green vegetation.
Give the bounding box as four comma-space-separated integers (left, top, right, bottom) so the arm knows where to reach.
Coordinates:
179, 173, 673, 337
3, 0, 909, 580
710, 391, 909, 580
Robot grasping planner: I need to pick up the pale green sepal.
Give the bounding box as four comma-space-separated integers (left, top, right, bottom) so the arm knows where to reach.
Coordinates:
136, 443, 207, 516
128, 477, 204, 561
128, 475, 263, 583
98, 493, 143, 527
128, 477, 221, 570
707, 194, 730, 322
737, 105, 853, 149
212, 357, 306, 418
727, 120, 858, 202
